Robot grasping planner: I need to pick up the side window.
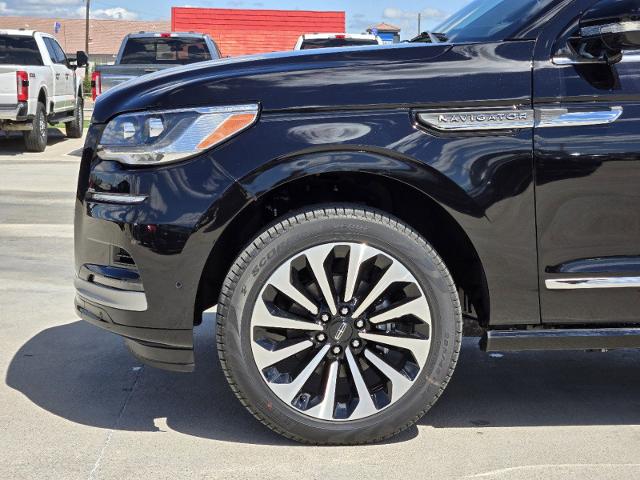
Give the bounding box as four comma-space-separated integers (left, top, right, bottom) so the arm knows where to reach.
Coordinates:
50, 39, 67, 65
43, 37, 66, 65
42, 37, 57, 63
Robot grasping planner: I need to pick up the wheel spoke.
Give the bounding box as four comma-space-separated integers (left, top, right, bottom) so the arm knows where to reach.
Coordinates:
253, 300, 323, 331
271, 345, 330, 402
305, 360, 339, 419
364, 348, 413, 402
305, 245, 338, 315
360, 332, 431, 366
343, 244, 377, 302
352, 261, 413, 318
368, 296, 431, 326
269, 261, 319, 315
345, 349, 377, 418
253, 339, 314, 370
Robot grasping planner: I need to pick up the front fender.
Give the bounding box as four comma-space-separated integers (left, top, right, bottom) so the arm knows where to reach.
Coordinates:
210, 109, 539, 325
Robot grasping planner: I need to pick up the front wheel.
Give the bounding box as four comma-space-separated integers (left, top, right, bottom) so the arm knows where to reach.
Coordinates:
217, 206, 462, 444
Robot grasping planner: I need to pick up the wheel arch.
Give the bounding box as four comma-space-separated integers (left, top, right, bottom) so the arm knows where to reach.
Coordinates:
196, 151, 490, 326
36, 85, 48, 113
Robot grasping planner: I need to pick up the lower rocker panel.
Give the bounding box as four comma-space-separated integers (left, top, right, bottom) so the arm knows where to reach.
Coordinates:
482, 328, 640, 352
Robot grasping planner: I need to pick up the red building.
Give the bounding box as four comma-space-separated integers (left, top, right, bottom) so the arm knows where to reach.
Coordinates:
171, 7, 346, 57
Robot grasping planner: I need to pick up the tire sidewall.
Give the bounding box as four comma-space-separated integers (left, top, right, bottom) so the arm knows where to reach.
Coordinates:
24, 102, 47, 152
66, 96, 83, 138
220, 208, 460, 443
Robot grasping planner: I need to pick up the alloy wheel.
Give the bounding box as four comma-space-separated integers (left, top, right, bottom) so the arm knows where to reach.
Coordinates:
250, 242, 433, 421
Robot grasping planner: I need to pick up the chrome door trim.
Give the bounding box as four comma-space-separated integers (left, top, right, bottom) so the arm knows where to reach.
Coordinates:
535, 106, 623, 128
416, 106, 623, 132
622, 50, 640, 63
553, 49, 640, 65
581, 21, 640, 38
416, 109, 534, 131
545, 277, 640, 290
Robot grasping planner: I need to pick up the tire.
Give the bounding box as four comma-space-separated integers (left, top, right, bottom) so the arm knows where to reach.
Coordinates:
65, 95, 83, 138
24, 102, 47, 152
217, 205, 462, 444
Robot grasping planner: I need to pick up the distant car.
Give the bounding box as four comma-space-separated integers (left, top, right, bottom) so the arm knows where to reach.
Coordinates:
0, 30, 87, 151
92, 32, 221, 99
293, 33, 383, 50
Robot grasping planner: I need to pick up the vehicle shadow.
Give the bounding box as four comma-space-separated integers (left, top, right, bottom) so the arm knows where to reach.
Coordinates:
5, 316, 640, 446
0, 129, 67, 155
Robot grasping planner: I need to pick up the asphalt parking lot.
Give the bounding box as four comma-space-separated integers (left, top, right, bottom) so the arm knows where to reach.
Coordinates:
1, 131, 640, 480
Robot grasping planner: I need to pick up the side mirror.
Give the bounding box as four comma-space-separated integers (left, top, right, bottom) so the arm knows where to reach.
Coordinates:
76, 50, 89, 68
577, 0, 640, 64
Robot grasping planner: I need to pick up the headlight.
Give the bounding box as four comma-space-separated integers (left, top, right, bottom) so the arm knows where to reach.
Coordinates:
97, 104, 259, 165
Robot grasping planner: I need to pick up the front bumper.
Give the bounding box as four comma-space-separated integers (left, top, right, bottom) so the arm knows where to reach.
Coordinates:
74, 124, 247, 371
75, 293, 195, 371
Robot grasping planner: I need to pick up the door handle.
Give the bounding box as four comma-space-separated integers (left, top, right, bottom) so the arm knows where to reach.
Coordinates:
55, 73, 60, 79
535, 107, 623, 128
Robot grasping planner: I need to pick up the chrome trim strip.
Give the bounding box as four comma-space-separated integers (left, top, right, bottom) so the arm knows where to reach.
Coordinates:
416, 105, 623, 132
74, 276, 148, 311
621, 50, 640, 63
79, 265, 144, 292
552, 55, 605, 65
88, 192, 148, 204
553, 50, 640, 65
582, 21, 640, 38
545, 277, 640, 290
417, 109, 534, 131
535, 107, 623, 128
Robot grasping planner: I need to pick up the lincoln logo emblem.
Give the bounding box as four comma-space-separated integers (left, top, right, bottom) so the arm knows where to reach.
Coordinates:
334, 322, 348, 341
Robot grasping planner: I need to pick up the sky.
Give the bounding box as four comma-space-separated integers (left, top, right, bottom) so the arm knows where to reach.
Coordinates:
0, 0, 472, 40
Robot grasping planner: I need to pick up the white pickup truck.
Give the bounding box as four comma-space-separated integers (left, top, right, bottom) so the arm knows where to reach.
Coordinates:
0, 30, 87, 151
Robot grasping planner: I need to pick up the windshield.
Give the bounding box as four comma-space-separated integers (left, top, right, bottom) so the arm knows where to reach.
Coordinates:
300, 38, 379, 50
120, 38, 213, 65
434, 0, 560, 43
0, 35, 43, 66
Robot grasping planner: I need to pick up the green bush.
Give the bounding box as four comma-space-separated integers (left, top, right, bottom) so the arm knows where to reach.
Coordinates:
83, 65, 92, 97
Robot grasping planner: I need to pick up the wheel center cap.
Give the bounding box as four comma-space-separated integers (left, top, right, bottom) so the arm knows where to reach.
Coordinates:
328, 320, 353, 342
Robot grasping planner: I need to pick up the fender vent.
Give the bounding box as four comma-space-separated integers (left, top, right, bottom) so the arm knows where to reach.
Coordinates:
111, 247, 136, 267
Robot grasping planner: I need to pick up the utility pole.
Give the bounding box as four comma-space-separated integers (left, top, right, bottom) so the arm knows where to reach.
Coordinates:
418, 12, 421, 35
85, 0, 90, 55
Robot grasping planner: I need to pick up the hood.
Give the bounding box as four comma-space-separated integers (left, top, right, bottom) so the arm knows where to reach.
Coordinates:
92, 43, 451, 123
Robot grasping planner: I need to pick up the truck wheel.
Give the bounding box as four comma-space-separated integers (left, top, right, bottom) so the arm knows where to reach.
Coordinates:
65, 96, 83, 138
216, 206, 462, 444
24, 102, 48, 152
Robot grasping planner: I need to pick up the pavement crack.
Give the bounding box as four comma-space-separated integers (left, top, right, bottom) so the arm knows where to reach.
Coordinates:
87, 365, 144, 480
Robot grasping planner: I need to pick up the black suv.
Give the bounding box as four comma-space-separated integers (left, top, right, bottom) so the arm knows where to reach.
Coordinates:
74, 0, 640, 444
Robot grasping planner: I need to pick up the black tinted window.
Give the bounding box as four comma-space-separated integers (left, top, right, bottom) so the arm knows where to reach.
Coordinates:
120, 38, 212, 65
301, 38, 379, 50
434, 0, 559, 42
0, 35, 43, 65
